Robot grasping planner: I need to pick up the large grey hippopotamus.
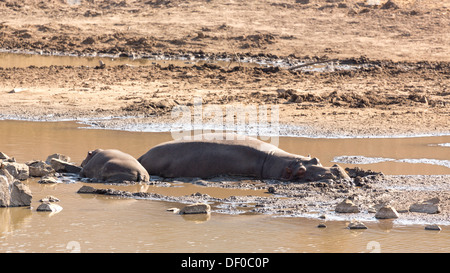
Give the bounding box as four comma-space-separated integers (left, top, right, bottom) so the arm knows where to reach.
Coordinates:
138, 133, 349, 182
81, 149, 150, 183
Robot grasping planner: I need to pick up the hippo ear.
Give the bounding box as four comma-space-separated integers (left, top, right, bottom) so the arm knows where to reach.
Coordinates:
88, 151, 93, 155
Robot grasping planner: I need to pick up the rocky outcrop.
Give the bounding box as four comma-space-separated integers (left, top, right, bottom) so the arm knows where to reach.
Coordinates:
0, 166, 32, 207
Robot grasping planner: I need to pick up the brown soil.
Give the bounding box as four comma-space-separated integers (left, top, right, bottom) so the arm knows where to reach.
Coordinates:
0, 0, 449, 137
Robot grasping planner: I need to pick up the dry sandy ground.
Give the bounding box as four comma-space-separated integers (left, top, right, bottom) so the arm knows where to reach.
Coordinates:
0, 0, 449, 225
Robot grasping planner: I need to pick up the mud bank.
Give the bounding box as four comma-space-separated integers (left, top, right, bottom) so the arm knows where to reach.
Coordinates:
1, 60, 449, 138
75, 173, 450, 226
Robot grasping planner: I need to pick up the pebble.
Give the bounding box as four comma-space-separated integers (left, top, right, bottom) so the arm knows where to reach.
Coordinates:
424, 224, 441, 231
347, 220, 367, 229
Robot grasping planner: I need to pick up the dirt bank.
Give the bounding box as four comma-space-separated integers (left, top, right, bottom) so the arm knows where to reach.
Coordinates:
1, 60, 448, 137
0, 1, 449, 137
0, 0, 449, 62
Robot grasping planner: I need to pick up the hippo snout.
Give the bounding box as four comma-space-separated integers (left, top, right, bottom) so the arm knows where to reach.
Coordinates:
302, 164, 350, 182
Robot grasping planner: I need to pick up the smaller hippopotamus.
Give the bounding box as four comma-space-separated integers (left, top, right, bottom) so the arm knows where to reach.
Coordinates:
80, 149, 149, 183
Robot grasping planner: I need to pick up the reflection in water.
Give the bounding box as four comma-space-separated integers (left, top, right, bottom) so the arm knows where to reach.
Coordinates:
0, 207, 33, 234
0, 120, 449, 253
181, 213, 211, 223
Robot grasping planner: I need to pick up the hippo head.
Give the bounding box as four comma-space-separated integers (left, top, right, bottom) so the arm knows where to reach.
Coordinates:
81, 149, 103, 167
301, 164, 350, 182
281, 160, 307, 181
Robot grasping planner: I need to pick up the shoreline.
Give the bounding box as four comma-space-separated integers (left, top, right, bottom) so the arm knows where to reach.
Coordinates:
2, 115, 450, 139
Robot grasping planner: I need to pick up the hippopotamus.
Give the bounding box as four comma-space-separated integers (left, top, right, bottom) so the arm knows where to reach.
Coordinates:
80, 149, 150, 183
138, 133, 349, 182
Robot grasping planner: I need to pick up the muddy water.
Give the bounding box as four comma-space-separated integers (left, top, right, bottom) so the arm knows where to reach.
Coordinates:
0, 120, 449, 253
0, 52, 250, 69
1, 120, 448, 175
0, 52, 364, 72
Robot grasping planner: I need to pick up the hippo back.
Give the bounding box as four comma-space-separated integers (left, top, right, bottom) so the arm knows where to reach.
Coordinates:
81, 149, 149, 182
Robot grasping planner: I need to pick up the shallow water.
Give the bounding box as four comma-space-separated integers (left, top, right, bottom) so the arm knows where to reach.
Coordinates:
0, 51, 366, 72
1, 120, 449, 175
0, 120, 449, 253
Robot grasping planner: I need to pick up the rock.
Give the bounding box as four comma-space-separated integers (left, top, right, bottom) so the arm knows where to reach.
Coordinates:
179, 203, 211, 214
347, 220, 367, 229
317, 223, 327, 228
81, 36, 95, 45
39, 195, 60, 202
0, 175, 11, 207
36, 202, 63, 213
46, 153, 71, 164
9, 88, 28, 93
38, 175, 59, 184
268, 186, 276, 193
425, 224, 441, 231
375, 205, 399, 219
0, 172, 32, 207
50, 158, 81, 173
2, 162, 29, 180
77, 185, 97, 194
10, 181, 33, 207
167, 207, 181, 214
381, 0, 399, 9
335, 199, 359, 213
0, 152, 10, 160
409, 198, 441, 214
27, 160, 55, 177
296, 0, 310, 4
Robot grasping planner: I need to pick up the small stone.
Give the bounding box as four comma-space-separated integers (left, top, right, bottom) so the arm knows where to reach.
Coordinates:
167, 207, 180, 214
39, 195, 60, 202
347, 220, 367, 229
317, 223, 327, 228
38, 175, 59, 184
335, 199, 360, 213
179, 203, 211, 214
318, 214, 327, 219
425, 224, 441, 231
36, 202, 63, 213
268, 186, 276, 193
46, 153, 71, 164
77, 185, 97, 194
375, 205, 399, 219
